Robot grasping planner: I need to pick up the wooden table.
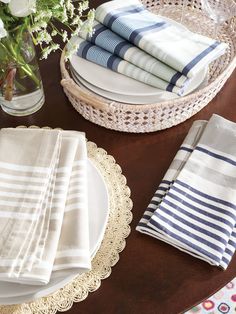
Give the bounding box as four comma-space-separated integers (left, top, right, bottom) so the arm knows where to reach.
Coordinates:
1, 15, 236, 314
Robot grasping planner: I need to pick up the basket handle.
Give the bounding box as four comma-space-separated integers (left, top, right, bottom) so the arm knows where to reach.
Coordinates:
61, 78, 114, 111
60, 50, 114, 112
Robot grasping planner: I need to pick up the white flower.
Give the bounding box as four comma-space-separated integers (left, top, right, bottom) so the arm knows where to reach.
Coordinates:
41, 43, 60, 60
35, 30, 52, 45
9, 0, 36, 17
0, 18, 7, 39
62, 30, 68, 42
0, 0, 11, 3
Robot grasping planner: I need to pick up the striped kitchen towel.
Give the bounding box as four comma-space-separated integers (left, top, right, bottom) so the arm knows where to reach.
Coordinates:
80, 20, 188, 89
0, 128, 91, 285
137, 115, 236, 269
136, 120, 207, 237
73, 37, 183, 95
96, 0, 228, 81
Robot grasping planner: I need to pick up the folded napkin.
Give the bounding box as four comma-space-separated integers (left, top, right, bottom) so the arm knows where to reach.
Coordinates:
137, 115, 236, 269
80, 20, 188, 89
96, 0, 228, 79
51, 132, 90, 278
74, 37, 182, 95
0, 129, 91, 285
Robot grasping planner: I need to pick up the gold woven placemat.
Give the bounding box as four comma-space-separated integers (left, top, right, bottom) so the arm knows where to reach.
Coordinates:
0, 138, 133, 314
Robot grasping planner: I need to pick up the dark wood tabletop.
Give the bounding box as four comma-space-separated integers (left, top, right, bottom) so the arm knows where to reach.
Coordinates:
1, 4, 236, 314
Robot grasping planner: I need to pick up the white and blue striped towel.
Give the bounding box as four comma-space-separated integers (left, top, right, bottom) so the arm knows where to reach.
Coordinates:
137, 115, 236, 269
96, 0, 228, 81
74, 37, 183, 95
80, 20, 188, 89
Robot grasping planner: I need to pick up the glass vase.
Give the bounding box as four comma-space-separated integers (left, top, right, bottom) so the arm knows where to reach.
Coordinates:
0, 25, 45, 116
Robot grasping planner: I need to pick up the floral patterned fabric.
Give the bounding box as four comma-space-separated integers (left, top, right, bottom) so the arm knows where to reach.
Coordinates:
185, 278, 236, 313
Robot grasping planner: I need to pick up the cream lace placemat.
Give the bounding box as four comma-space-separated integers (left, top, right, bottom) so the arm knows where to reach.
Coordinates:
0, 134, 133, 314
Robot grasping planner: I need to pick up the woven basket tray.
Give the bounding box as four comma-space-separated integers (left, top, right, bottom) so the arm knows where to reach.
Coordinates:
60, 0, 236, 133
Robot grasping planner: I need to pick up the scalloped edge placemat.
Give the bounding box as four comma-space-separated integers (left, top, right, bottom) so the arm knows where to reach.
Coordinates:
0, 127, 133, 314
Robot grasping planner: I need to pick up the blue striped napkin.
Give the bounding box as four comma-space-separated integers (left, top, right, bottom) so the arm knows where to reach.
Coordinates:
136, 115, 236, 269
74, 37, 182, 95
96, 0, 228, 81
80, 21, 188, 89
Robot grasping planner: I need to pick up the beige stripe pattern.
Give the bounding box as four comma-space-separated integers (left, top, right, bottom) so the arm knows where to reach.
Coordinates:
0, 128, 91, 285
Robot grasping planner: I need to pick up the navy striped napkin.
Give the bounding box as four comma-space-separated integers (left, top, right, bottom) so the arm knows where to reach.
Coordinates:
96, 0, 228, 80
137, 115, 236, 269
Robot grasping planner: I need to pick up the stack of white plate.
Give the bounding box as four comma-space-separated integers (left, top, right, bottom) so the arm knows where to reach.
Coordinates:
69, 55, 208, 105
0, 160, 109, 305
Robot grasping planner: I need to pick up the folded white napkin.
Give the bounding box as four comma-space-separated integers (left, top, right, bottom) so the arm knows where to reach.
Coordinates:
0, 129, 91, 285
96, 0, 228, 80
137, 115, 236, 269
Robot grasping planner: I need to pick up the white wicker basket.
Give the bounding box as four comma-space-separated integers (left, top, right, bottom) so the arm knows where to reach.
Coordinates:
60, 0, 236, 133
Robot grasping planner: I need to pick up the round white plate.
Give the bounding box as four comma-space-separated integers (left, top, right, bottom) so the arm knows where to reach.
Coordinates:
0, 159, 109, 305
70, 55, 208, 99
71, 68, 177, 104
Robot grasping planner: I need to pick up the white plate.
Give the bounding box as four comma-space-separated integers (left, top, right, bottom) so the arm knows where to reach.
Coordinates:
71, 68, 177, 104
70, 55, 208, 99
0, 159, 109, 305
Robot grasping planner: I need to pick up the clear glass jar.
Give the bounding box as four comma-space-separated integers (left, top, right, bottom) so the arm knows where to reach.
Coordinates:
0, 25, 45, 116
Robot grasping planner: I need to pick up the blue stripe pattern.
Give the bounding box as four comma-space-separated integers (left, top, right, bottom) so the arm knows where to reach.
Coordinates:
76, 37, 182, 92
110, 11, 168, 46
139, 167, 236, 267
164, 192, 233, 235
195, 145, 236, 167
82, 21, 188, 90
114, 41, 131, 58
167, 72, 183, 92
171, 184, 236, 222
129, 22, 167, 45
77, 41, 122, 71
78, 42, 93, 59
92, 27, 132, 56
107, 55, 119, 71
182, 42, 220, 76
176, 179, 236, 211
105, 5, 145, 29
137, 116, 236, 269
180, 146, 194, 153
89, 24, 107, 44
96, 0, 227, 82
153, 192, 166, 199
152, 210, 224, 253
157, 200, 229, 244
149, 216, 222, 263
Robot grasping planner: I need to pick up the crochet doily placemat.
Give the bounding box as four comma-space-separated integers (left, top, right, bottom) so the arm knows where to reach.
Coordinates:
0, 136, 133, 314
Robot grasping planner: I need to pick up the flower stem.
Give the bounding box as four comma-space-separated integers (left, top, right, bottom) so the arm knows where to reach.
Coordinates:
4, 68, 16, 101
